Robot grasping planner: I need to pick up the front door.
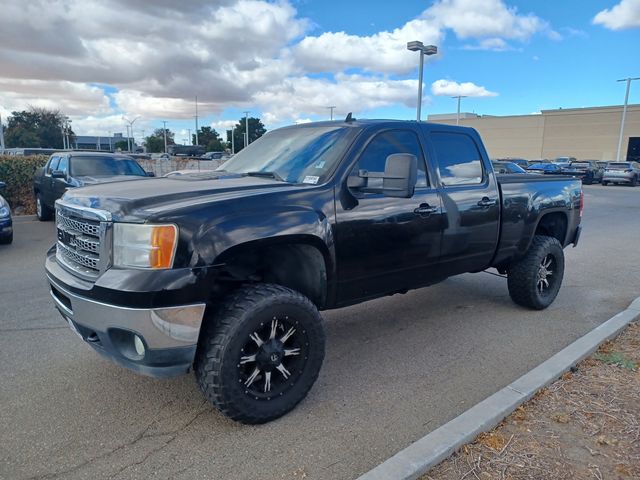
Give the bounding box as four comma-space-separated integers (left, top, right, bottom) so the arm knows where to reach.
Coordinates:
335, 129, 444, 304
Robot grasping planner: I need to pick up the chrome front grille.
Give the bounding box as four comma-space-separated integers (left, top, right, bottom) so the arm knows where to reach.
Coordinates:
55, 204, 112, 280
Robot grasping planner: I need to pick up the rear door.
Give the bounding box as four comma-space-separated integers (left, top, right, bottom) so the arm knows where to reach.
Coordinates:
423, 128, 500, 275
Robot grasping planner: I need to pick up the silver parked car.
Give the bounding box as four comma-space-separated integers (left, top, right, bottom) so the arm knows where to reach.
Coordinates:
601, 161, 640, 186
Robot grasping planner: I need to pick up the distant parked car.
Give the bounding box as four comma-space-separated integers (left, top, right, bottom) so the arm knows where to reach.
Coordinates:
496, 158, 529, 169
559, 161, 604, 184
33, 152, 152, 221
151, 153, 170, 160
491, 161, 526, 174
526, 163, 563, 174
553, 156, 577, 164
0, 181, 13, 244
601, 161, 640, 186
202, 151, 225, 160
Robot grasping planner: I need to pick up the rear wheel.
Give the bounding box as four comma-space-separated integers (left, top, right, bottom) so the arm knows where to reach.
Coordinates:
631, 176, 638, 187
36, 194, 53, 221
0, 231, 12, 245
601, 180, 608, 186
507, 235, 565, 310
194, 283, 325, 424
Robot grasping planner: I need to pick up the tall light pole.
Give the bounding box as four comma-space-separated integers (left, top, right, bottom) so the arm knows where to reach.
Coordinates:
615, 77, 640, 162
230, 127, 235, 154
194, 96, 199, 146
452, 95, 467, 125
407, 41, 438, 121
162, 121, 168, 154
123, 116, 140, 152
243, 111, 250, 148
326, 106, 336, 120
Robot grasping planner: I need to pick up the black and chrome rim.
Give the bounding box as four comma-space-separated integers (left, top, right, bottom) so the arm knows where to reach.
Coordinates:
237, 316, 309, 400
537, 254, 556, 295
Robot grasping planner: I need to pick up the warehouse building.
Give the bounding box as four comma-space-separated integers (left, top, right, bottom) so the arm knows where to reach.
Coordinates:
428, 104, 640, 162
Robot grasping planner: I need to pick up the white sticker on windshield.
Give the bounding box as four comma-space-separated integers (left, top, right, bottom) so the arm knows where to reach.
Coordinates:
303, 175, 320, 184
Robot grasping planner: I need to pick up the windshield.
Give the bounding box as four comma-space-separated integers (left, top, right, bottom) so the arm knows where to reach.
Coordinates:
70, 156, 146, 176
570, 163, 590, 169
528, 163, 550, 169
607, 163, 630, 169
218, 126, 357, 184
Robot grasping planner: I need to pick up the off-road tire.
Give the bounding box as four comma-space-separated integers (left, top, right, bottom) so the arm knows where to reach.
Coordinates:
194, 283, 325, 424
507, 235, 565, 310
36, 194, 53, 221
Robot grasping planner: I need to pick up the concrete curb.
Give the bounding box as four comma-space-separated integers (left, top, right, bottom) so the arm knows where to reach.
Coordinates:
13, 215, 37, 223
357, 296, 640, 480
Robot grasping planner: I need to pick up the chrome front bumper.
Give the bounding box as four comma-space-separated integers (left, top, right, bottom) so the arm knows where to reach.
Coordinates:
47, 275, 206, 378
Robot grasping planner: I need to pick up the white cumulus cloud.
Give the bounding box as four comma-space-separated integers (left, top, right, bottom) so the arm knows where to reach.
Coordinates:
593, 0, 640, 30
431, 79, 498, 97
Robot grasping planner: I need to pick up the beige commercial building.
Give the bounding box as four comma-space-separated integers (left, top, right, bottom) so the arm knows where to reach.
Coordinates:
428, 104, 640, 162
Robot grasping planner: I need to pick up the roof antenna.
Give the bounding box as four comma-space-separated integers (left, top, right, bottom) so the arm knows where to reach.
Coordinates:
345, 112, 355, 123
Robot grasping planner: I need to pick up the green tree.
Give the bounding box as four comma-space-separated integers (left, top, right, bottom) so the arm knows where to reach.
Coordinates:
193, 126, 225, 151
144, 128, 175, 153
5, 107, 74, 148
227, 117, 266, 153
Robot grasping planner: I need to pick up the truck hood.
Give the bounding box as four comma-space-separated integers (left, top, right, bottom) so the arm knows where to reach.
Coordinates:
60, 172, 302, 221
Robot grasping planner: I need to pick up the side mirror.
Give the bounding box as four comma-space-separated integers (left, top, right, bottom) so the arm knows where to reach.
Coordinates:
146, 172, 155, 177
382, 153, 417, 198
51, 170, 66, 179
0, 181, 5, 191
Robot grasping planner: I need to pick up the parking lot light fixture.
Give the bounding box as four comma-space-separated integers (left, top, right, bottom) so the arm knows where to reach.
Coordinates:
407, 41, 438, 121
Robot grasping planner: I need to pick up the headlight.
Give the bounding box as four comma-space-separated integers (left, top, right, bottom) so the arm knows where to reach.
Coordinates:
0, 206, 10, 218
113, 223, 178, 269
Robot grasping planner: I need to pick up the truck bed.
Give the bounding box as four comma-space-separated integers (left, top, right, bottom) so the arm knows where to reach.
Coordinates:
492, 174, 582, 267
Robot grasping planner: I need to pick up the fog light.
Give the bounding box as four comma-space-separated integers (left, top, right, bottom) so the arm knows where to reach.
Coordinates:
134, 335, 145, 356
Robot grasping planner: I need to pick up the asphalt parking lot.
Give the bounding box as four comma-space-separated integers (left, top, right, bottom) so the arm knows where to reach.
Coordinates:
1, 184, 639, 480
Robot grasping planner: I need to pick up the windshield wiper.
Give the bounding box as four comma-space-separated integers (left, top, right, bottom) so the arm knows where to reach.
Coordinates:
244, 171, 286, 182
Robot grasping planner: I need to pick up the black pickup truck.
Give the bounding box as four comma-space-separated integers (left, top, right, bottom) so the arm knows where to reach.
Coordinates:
45, 120, 583, 424
33, 152, 151, 221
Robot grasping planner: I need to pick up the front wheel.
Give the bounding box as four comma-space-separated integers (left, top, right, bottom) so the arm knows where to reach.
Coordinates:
194, 284, 325, 424
601, 181, 608, 186
631, 176, 638, 187
507, 235, 565, 310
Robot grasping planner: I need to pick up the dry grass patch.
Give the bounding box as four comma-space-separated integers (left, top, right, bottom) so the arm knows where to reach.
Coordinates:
424, 321, 640, 480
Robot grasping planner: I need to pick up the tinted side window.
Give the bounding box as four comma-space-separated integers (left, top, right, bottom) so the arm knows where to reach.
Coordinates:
47, 156, 60, 174
57, 157, 68, 174
431, 132, 484, 186
355, 130, 428, 187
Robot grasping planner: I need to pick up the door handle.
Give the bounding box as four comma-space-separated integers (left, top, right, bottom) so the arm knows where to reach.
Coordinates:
477, 197, 497, 207
414, 204, 438, 215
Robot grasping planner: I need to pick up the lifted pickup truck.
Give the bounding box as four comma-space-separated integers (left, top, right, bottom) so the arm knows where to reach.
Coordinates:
45, 120, 583, 424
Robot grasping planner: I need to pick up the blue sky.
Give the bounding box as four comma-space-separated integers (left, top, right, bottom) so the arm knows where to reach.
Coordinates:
1, 0, 639, 139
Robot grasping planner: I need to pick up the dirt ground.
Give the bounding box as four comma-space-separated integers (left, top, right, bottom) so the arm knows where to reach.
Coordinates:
424, 321, 640, 480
